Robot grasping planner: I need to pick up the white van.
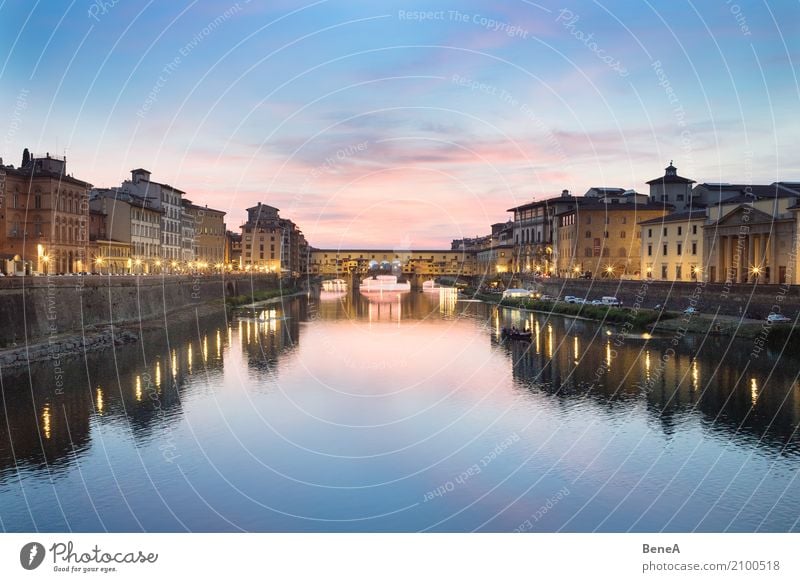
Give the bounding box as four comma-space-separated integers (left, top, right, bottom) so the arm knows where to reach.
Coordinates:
502, 288, 532, 299
601, 296, 621, 306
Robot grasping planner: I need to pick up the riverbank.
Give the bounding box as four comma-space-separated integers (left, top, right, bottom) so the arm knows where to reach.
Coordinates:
472, 292, 671, 329
225, 286, 303, 307
472, 291, 799, 347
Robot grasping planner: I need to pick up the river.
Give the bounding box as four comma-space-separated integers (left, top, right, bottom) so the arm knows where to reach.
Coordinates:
1, 289, 798, 532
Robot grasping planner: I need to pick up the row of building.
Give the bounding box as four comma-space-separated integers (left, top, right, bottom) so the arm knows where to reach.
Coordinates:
0, 149, 309, 276
461, 162, 800, 285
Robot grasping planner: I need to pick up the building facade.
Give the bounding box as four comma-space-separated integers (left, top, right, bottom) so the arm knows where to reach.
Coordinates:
556, 201, 672, 278
1, 150, 92, 274
89, 188, 161, 272
508, 190, 580, 275
118, 168, 184, 264
183, 202, 226, 267
639, 210, 707, 281
240, 203, 306, 275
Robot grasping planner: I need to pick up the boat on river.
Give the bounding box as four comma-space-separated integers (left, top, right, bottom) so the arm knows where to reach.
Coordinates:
501, 328, 532, 340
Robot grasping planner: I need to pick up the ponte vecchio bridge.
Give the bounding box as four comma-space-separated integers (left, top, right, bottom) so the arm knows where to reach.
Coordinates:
308, 248, 479, 285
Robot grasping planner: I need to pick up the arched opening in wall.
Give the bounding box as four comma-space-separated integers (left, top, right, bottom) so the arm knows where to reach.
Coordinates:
68, 251, 74, 273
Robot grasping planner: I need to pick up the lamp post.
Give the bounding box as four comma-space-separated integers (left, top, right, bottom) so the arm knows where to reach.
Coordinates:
95, 256, 104, 275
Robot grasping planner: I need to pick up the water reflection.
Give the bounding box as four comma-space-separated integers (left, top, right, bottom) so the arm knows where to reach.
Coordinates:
0, 290, 798, 532
491, 306, 800, 453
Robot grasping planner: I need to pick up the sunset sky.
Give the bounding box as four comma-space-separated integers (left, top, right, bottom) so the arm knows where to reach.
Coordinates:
1, 1, 797, 248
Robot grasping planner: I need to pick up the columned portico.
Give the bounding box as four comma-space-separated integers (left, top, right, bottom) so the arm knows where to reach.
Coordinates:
704, 206, 793, 284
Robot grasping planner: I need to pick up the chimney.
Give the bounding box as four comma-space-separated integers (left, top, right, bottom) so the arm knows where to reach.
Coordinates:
561, 189, 570, 197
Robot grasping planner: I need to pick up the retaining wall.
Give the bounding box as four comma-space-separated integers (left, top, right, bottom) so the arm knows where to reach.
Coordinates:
535, 278, 798, 319
0, 274, 281, 347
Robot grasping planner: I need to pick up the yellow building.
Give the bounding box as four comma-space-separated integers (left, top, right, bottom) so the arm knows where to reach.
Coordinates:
639, 210, 707, 281
91, 240, 131, 274
184, 202, 226, 268
556, 201, 672, 278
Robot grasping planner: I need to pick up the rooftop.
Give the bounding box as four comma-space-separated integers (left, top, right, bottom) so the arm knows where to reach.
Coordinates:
638, 209, 708, 225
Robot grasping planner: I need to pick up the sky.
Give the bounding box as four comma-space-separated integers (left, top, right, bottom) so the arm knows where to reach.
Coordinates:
1, 0, 798, 249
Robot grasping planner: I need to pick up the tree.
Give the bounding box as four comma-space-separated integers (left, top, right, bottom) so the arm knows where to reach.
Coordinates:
21, 148, 30, 167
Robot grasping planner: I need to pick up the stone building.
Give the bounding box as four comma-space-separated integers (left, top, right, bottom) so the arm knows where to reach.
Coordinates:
556, 200, 672, 279
1, 149, 92, 274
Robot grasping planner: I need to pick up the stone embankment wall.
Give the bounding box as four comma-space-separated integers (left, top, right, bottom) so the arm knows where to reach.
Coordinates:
0, 274, 280, 347
535, 278, 798, 319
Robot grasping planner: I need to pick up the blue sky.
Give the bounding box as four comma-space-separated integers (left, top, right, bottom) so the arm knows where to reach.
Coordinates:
1, 0, 797, 247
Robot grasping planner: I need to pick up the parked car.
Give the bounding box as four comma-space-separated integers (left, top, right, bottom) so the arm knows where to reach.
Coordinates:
601, 296, 621, 306
767, 313, 791, 323
684, 307, 699, 315
591, 299, 603, 305
540, 294, 554, 301
564, 295, 577, 304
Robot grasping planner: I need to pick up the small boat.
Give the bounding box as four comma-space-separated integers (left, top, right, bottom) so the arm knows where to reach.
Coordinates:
501, 328, 532, 340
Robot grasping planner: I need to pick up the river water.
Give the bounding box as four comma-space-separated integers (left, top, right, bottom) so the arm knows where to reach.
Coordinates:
1, 289, 798, 532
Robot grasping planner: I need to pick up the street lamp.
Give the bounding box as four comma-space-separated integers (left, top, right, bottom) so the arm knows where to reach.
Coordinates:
135, 258, 142, 275
605, 265, 615, 278
95, 257, 104, 275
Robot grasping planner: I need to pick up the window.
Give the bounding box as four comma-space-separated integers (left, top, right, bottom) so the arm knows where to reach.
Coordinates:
663, 244, 668, 255
692, 224, 697, 235
661, 264, 668, 279
648, 245, 653, 256
676, 265, 682, 279
691, 242, 697, 255
648, 228, 652, 238
663, 227, 668, 236
677, 243, 682, 256
604, 231, 609, 238
585, 230, 591, 238
585, 248, 592, 257
678, 226, 682, 236
34, 194, 41, 209
621, 216, 627, 224
661, 195, 668, 201
602, 248, 610, 257
620, 231, 626, 238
